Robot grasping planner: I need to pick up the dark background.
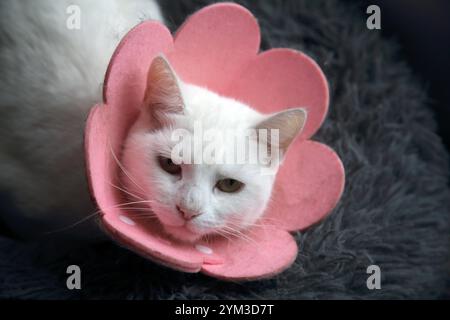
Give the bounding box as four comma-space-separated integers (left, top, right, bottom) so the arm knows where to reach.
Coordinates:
1, 4, 449, 234
357, 0, 450, 152
0, 0, 449, 299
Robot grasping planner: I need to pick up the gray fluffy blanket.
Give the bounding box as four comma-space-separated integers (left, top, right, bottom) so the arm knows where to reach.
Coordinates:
1, 0, 449, 299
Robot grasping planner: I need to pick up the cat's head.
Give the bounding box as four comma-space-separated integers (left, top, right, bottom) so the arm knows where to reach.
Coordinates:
121, 56, 306, 242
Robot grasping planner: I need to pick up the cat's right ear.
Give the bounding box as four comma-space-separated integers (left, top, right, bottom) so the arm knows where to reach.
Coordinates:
255, 108, 307, 158
143, 55, 184, 129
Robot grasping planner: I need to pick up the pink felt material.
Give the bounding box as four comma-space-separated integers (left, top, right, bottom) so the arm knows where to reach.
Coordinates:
84, 3, 345, 281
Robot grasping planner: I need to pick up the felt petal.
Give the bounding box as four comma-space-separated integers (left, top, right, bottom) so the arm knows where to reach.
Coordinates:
98, 22, 173, 189
266, 140, 345, 231
103, 21, 173, 107
85, 107, 204, 272
85, 104, 111, 211
85, 3, 343, 281
166, 3, 260, 93
201, 227, 298, 281
102, 212, 204, 273
223, 49, 329, 140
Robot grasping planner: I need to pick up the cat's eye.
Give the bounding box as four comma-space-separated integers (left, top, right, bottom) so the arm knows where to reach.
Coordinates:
216, 178, 244, 193
158, 156, 181, 175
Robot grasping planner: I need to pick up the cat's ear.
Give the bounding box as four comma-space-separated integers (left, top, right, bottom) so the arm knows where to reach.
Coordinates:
255, 108, 307, 156
143, 55, 184, 129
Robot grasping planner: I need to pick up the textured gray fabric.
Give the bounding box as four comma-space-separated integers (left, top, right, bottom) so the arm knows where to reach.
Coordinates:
1, 0, 449, 299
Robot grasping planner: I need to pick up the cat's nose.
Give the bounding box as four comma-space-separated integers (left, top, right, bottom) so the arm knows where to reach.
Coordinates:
176, 205, 201, 221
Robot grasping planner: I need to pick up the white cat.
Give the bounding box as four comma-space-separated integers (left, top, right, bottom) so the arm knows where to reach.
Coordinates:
0, 0, 306, 243
0, 0, 164, 240
121, 56, 306, 242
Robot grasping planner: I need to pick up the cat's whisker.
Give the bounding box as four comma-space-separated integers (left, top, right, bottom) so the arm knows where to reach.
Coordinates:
43, 201, 154, 235
124, 212, 156, 216
194, 216, 259, 245
214, 230, 234, 243
202, 234, 212, 245
128, 217, 159, 222
108, 140, 147, 194
227, 222, 268, 242
113, 200, 155, 207
225, 227, 254, 242
220, 225, 250, 241
221, 229, 255, 247
222, 225, 259, 247
91, 200, 153, 216
258, 216, 285, 225
107, 180, 145, 201
126, 216, 157, 219
43, 212, 99, 235
227, 215, 282, 229
224, 218, 260, 235
116, 208, 154, 212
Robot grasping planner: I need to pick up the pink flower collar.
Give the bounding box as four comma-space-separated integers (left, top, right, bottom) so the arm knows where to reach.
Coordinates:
85, 3, 345, 281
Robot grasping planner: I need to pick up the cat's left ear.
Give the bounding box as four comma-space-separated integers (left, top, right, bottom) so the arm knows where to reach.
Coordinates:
143, 55, 184, 129
255, 108, 307, 156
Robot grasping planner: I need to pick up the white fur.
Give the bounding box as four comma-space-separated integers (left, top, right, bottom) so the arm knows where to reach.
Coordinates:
120, 52, 308, 243
0, 1, 305, 243
122, 82, 279, 242
0, 0, 164, 239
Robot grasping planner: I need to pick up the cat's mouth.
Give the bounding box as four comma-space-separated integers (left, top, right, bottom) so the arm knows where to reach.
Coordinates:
150, 204, 211, 242
163, 224, 204, 243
